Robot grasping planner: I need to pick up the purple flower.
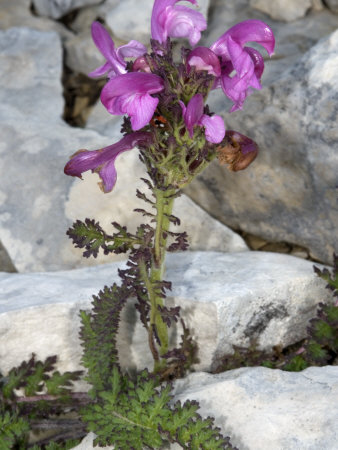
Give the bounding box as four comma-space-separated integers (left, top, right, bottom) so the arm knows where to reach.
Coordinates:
210, 20, 275, 111
89, 21, 147, 79
179, 94, 225, 144
64, 132, 152, 193
188, 20, 275, 111
101, 72, 164, 130
151, 0, 207, 47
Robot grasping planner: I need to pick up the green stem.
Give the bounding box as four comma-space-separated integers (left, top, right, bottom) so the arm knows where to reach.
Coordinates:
150, 188, 175, 371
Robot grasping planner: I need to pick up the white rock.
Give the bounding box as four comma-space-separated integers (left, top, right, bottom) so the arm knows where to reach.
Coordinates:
250, 0, 312, 22
0, 27, 64, 122
173, 366, 338, 450
0, 252, 331, 375
32, 0, 102, 20
0, 0, 73, 38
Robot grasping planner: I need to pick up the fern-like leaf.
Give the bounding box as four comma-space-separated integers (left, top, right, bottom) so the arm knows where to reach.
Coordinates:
81, 370, 234, 449
0, 411, 29, 449
80, 284, 130, 394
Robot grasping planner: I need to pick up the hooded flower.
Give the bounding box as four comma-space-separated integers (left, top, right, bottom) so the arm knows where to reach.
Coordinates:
151, 0, 207, 47
210, 20, 275, 111
188, 20, 275, 111
101, 72, 164, 130
64, 132, 152, 193
179, 94, 225, 144
89, 21, 147, 79
187, 46, 221, 77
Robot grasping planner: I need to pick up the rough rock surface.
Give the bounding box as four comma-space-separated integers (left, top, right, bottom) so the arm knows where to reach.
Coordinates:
0, 27, 64, 121
32, 0, 102, 20
186, 28, 338, 264
0, 0, 73, 38
0, 251, 330, 375
65, 30, 105, 75
250, 0, 312, 21
173, 366, 338, 450
0, 27, 246, 272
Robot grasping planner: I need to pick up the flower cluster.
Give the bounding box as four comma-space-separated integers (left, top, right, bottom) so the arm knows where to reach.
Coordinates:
64, 0, 275, 192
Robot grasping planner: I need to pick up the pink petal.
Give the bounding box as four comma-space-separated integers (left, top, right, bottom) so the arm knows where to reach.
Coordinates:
88, 61, 113, 78
181, 94, 204, 137
210, 19, 275, 59
199, 114, 225, 143
151, 0, 206, 45
244, 47, 265, 80
64, 132, 152, 192
91, 21, 116, 61
102, 72, 164, 98
124, 94, 160, 130
165, 5, 206, 46
64, 149, 100, 178
116, 40, 147, 60
187, 46, 221, 77
100, 72, 164, 128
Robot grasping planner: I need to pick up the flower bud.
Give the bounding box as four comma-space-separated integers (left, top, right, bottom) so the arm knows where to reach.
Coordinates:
216, 130, 258, 171
133, 55, 152, 73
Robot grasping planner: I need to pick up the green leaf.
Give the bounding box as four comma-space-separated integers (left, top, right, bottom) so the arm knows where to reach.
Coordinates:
311, 320, 334, 341
80, 284, 130, 393
283, 355, 308, 372
0, 411, 29, 449
307, 340, 329, 362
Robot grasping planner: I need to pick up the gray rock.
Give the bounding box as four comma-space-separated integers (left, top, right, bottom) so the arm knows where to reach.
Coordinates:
0, 27, 64, 122
65, 30, 105, 75
325, 0, 338, 13
0, 0, 73, 38
186, 29, 338, 264
0, 251, 331, 375
173, 366, 338, 450
32, 0, 102, 20
250, 0, 312, 22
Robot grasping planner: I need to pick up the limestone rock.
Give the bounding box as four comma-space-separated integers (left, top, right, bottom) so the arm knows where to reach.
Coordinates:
173, 366, 338, 450
32, 0, 102, 20
0, 252, 331, 375
65, 30, 105, 75
250, 0, 312, 22
0, 0, 73, 38
0, 27, 64, 121
186, 29, 338, 264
